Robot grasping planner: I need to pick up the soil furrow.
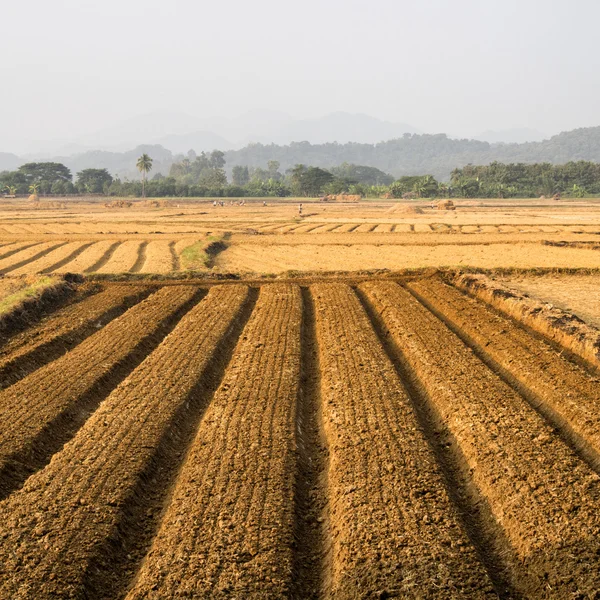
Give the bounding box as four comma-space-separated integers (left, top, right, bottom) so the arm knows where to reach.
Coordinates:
126, 284, 303, 599
0, 285, 254, 600
0, 284, 151, 389
310, 283, 495, 598
291, 287, 332, 599
356, 286, 519, 598
8, 242, 91, 276
95, 240, 141, 273
0, 241, 67, 274
130, 240, 149, 272
43, 241, 94, 273
85, 240, 121, 272
408, 277, 600, 472
360, 281, 600, 597
0, 285, 202, 500
0, 241, 41, 261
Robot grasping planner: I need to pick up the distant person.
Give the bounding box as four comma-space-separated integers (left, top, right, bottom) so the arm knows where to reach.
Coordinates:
213, 200, 217, 207
298, 203, 303, 215
263, 201, 267, 206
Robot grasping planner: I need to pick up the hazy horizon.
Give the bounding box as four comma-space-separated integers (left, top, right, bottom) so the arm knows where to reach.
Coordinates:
2, 0, 599, 154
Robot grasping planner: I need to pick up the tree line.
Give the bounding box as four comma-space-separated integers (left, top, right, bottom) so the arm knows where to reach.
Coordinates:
3, 156, 600, 199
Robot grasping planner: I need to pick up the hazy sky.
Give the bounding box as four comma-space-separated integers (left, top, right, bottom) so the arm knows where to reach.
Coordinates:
2, 0, 599, 152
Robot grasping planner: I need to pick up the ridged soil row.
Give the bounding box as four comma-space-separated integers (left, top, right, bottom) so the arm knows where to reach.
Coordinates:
139, 240, 175, 273
0, 285, 201, 499
360, 281, 600, 597
0, 284, 151, 389
95, 240, 141, 273
8, 241, 92, 275
0, 241, 67, 274
77, 240, 122, 272
0, 241, 42, 261
0, 285, 253, 600
310, 283, 495, 598
126, 284, 303, 599
408, 277, 600, 471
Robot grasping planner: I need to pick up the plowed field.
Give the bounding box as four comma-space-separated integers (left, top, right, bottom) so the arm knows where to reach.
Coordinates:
1, 275, 600, 599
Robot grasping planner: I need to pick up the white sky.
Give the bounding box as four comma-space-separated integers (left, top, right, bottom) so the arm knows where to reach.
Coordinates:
1, 0, 599, 152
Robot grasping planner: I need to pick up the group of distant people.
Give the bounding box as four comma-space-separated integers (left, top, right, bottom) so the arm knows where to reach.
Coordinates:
209, 200, 305, 215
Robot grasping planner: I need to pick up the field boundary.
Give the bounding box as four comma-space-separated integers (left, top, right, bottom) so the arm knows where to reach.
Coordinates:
452, 272, 600, 369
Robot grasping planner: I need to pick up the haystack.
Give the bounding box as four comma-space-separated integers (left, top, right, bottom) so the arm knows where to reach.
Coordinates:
436, 199, 456, 210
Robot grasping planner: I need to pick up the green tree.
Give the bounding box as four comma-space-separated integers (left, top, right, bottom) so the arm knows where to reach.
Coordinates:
136, 154, 153, 197
76, 168, 113, 194
232, 165, 250, 186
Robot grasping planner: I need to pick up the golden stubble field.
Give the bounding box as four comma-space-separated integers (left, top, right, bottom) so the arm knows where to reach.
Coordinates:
1, 197, 600, 275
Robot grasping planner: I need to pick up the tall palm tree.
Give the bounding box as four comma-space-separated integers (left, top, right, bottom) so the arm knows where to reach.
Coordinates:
136, 154, 153, 197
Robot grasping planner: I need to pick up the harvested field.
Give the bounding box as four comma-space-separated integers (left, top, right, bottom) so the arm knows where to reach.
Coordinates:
501, 273, 600, 327
8, 241, 91, 275
55, 240, 120, 273
214, 242, 600, 273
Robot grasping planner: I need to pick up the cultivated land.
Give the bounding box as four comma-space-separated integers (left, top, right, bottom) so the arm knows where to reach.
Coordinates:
0, 197, 599, 275
1, 198, 600, 597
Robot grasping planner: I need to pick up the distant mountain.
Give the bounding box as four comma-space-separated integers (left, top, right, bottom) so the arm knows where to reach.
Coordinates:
74, 111, 208, 151
54, 144, 176, 180
0, 152, 22, 171
224, 127, 600, 180
5, 125, 600, 182
475, 128, 548, 144
154, 130, 234, 154
34, 110, 420, 154
262, 112, 419, 145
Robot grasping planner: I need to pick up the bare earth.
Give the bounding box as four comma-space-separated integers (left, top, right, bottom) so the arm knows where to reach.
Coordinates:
1, 198, 600, 597
501, 274, 600, 327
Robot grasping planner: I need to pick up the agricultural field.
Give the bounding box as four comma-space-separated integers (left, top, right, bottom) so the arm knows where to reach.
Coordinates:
1, 197, 600, 598
0, 273, 598, 598
0, 198, 599, 275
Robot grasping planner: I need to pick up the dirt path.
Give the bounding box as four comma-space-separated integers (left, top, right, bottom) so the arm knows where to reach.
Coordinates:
361, 281, 600, 597
0, 284, 150, 389
311, 283, 494, 598
0, 286, 201, 499
0, 285, 252, 599
127, 284, 303, 598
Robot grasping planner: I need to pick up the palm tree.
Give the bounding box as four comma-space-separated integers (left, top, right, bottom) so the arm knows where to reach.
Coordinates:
136, 154, 153, 197
28, 183, 40, 194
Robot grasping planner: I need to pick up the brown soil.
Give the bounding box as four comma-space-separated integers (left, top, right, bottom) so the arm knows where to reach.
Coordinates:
0, 285, 252, 599
311, 283, 494, 597
0, 284, 151, 389
454, 273, 600, 369
127, 284, 302, 598
361, 281, 600, 597
0, 285, 201, 498
0, 275, 598, 597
